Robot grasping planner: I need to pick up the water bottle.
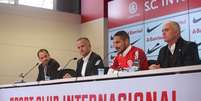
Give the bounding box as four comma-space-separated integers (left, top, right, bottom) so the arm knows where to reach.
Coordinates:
131, 50, 140, 72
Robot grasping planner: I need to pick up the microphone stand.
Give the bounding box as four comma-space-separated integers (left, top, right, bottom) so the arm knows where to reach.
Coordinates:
15, 63, 39, 84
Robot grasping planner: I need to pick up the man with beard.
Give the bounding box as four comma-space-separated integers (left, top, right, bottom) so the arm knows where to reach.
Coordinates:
36, 49, 60, 81
109, 31, 148, 73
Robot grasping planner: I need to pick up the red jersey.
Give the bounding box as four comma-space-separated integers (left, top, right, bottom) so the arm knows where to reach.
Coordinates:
111, 46, 148, 70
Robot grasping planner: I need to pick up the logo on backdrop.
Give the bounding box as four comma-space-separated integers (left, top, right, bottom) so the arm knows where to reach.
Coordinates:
147, 23, 162, 33
131, 38, 141, 45
147, 43, 162, 55
128, 1, 141, 18
193, 17, 201, 24
128, 1, 138, 15
127, 60, 133, 67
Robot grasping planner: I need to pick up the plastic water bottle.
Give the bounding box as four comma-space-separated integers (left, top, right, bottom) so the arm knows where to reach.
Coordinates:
132, 50, 140, 72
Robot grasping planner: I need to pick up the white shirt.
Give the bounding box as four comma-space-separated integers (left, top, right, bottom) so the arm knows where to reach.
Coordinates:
121, 45, 132, 57
168, 43, 176, 55
81, 51, 92, 76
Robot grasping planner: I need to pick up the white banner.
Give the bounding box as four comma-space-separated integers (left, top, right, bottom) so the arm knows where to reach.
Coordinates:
0, 72, 201, 101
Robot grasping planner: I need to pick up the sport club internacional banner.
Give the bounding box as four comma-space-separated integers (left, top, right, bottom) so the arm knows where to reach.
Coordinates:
0, 72, 201, 101
108, 0, 201, 62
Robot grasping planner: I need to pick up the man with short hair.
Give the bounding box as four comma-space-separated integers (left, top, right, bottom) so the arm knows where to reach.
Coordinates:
75, 37, 105, 77
109, 31, 149, 72
149, 21, 200, 69
37, 49, 60, 81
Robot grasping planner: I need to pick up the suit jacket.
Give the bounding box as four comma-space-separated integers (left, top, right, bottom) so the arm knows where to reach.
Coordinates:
76, 52, 105, 77
37, 58, 60, 81
157, 37, 200, 68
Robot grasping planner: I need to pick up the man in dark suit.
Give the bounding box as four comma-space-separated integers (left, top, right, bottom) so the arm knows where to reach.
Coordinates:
75, 37, 105, 77
149, 21, 200, 69
36, 49, 60, 81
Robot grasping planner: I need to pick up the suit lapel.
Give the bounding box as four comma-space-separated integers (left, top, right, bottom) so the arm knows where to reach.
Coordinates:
163, 46, 170, 67
172, 38, 183, 65
85, 52, 94, 76
171, 49, 178, 65
77, 59, 84, 76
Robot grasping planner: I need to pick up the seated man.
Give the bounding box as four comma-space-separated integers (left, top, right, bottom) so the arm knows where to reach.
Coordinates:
109, 31, 149, 73
149, 21, 200, 69
75, 37, 105, 77
36, 49, 60, 81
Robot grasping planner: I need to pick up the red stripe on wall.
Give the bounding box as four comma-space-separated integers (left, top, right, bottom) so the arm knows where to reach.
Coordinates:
81, 0, 108, 23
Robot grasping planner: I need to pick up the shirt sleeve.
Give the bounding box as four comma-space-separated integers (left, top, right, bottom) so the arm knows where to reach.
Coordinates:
110, 56, 119, 70
139, 49, 149, 70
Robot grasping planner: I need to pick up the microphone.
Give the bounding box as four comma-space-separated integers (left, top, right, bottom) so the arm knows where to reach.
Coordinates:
103, 50, 117, 61
58, 57, 77, 71
102, 51, 118, 74
103, 50, 117, 65
15, 63, 39, 83
20, 63, 39, 78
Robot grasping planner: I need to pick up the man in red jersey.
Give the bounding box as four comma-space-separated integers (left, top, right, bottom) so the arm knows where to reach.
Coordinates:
109, 31, 148, 73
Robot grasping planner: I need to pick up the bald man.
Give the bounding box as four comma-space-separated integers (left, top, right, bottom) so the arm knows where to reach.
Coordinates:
75, 37, 105, 77
149, 21, 200, 69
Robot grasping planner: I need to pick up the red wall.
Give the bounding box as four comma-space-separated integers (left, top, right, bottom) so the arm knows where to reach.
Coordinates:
108, 0, 144, 28
81, 0, 108, 23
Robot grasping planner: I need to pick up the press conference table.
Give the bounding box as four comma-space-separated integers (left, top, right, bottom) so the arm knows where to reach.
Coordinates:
1, 65, 201, 101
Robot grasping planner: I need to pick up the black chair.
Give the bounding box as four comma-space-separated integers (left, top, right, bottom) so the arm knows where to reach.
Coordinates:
199, 60, 201, 65
57, 69, 76, 79
148, 60, 158, 67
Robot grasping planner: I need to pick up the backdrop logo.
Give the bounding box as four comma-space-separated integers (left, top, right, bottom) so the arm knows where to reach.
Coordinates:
192, 28, 201, 34
147, 43, 162, 55
147, 23, 162, 33
193, 16, 201, 23
129, 1, 137, 14
131, 38, 141, 45
128, 1, 138, 16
